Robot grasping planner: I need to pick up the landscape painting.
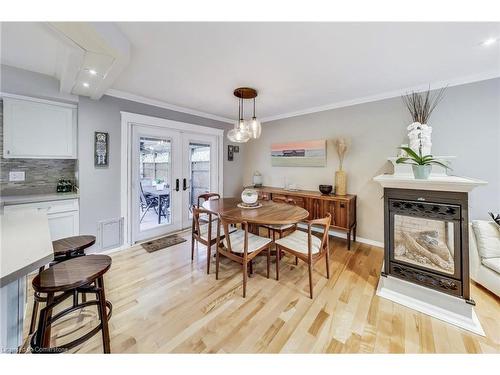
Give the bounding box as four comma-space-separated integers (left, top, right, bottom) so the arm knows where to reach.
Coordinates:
271, 139, 326, 167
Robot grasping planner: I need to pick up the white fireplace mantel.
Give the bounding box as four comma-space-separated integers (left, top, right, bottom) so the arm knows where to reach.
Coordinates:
373, 174, 487, 192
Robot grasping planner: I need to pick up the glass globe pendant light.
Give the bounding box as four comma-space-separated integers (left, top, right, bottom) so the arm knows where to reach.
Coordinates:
248, 97, 262, 139
227, 87, 260, 143
227, 96, 250, 143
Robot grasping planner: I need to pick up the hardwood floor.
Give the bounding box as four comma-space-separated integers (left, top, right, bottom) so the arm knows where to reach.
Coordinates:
24, 232, 500, 353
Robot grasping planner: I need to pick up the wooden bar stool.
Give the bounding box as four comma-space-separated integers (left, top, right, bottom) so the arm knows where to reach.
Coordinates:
29, 235, 96, 335
30, 255, 112, 353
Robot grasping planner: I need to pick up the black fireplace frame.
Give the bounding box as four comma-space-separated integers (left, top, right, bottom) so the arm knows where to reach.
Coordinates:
382, 188, 472, 303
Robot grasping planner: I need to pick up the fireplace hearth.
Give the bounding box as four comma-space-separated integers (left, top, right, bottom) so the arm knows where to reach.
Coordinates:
383, 188, 471, 302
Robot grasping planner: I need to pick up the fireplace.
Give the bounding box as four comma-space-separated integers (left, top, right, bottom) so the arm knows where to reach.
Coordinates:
383, 188, 472, 302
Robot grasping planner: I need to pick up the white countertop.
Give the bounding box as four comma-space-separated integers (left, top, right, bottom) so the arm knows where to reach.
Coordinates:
0, 209, 54, 286
0, 192, 79, 206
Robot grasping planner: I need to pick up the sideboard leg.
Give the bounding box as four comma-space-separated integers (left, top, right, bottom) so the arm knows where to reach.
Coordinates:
347, 229, 351, 250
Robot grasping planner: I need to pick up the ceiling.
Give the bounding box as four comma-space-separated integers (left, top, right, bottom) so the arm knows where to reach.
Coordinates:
2, 22, 500, 122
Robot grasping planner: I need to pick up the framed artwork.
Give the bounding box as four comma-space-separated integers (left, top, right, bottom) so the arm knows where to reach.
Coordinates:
234, 145, 240, 153
227, 145, 234, 161
271, 139, 326, 167
95, 131, 109, 167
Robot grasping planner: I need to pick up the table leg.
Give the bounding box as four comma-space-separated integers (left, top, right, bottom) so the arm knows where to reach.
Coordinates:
158, 196, 162, 224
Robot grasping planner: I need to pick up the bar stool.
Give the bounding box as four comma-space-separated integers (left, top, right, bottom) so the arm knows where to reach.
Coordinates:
30, 255, 112, 353
29, 235, 96, 335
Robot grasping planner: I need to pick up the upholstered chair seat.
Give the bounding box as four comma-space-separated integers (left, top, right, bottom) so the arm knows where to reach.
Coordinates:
223, 229, 272, 254
275, 230, 322, 254
262, 223, 295, 231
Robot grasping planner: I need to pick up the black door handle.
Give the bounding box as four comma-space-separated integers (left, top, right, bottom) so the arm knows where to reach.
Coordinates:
175, 179, 180, 191
183, 178, 187, 191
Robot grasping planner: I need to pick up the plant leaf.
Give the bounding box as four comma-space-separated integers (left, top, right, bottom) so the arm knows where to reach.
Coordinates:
398, 147, 421, 161
429, 160, 452, 170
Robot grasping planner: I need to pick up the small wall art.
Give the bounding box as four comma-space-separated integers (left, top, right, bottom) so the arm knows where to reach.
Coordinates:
95, 131, 109, 167
271, 139, 326, 167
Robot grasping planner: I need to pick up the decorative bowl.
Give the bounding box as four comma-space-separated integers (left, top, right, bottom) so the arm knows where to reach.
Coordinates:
241, 188, 259, 204
319, 184, 333, 195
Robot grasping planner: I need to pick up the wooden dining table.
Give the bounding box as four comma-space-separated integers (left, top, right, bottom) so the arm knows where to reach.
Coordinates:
202, 197, 309, 230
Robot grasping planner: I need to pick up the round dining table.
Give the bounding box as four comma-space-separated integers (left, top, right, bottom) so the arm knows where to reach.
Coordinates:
202, 197, 309, 228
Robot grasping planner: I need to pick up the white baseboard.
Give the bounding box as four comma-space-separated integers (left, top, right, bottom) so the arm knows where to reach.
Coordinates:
298, 223, 383, 248
376, 271, 485, 336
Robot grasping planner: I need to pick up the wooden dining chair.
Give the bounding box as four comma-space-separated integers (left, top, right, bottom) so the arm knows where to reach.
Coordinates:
197, 193, 220, 223
275, 213, 331, 299
215, 215, 272, 298
192, 205, 225, 274
262, 195, 300, 238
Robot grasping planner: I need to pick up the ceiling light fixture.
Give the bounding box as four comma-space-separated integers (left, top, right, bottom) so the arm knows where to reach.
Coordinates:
227, 87, 261, 143
82, 82, 90, 88
482, 37, 497, 46
88, 69, 98, 75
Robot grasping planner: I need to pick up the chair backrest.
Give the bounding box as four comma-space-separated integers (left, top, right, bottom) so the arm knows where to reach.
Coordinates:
217, 214, 250, 257
192, 205, 215, 240
197, 193, 220, 208
307, 213, 331, 255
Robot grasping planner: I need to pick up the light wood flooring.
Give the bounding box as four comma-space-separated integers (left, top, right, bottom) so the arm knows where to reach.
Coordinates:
24, 232, 500, 353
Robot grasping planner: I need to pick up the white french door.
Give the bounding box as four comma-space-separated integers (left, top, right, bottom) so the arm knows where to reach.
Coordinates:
129, 120, 221, 244
181, 133, 219, 228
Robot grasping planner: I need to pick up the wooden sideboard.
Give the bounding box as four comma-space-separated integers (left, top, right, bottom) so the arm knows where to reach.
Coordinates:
255, 186, 357, 250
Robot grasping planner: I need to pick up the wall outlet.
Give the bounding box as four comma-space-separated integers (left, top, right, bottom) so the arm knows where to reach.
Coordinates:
9, 171, 25, 182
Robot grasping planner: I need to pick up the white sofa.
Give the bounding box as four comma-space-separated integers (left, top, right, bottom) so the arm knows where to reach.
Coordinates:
469, 223, 500, 297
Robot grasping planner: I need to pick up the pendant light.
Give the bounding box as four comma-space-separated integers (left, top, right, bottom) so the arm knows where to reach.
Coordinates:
227, 87, 261, 143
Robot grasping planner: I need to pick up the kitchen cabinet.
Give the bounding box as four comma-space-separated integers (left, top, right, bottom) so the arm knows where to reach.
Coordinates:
2, 94, 77, 159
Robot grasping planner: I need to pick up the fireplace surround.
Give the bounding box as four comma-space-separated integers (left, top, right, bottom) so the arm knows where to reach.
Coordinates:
383, 188, 471, 302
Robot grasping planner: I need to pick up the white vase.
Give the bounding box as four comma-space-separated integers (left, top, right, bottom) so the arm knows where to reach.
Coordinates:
407, 122, 432, 156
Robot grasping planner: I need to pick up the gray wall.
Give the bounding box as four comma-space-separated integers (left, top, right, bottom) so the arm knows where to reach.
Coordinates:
1, 65, 246, 251
243, 78, 500, 243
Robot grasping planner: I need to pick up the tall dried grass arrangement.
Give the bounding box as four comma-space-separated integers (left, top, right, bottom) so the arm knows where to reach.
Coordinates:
334, 137, 349, 171
402, 86, 447, 124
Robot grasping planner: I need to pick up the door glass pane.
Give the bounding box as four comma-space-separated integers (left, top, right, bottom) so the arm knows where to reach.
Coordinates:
189, 143, 211, 212
139, 137, 171, 231
394, 214, 455, 274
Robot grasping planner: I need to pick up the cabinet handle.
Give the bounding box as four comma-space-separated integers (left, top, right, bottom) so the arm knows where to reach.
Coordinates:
175, 179, 180, 192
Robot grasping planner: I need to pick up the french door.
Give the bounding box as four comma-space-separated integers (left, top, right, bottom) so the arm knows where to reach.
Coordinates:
130, 124, 220, 243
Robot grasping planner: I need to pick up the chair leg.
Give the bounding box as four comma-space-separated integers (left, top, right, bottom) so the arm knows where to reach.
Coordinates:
191, 236, 195, 261
96, 276, 111, 354
267, 246, 271, 279
242, 261, 248, 298
29, 297, 40, 335
295, 257, 298, 266
276, 245, 280, 280
325, 249, 330, 279
206, 243, 211, 274
215, 249, 220, 280
249, 260, 253, 275
308, 263, 313, 299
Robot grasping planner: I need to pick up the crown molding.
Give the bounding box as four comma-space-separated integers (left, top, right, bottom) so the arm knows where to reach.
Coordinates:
106, 88, 234, 124
260, 70, 500, 123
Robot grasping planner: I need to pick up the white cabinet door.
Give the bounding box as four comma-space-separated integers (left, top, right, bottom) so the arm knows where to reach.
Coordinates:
48, 211, 79, 240
3, 96, 77, 159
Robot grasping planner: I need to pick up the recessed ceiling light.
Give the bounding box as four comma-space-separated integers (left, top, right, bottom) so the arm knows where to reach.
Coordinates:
82, 82, 90, 88
88, 69, 97, 75
482, 38, 497, 47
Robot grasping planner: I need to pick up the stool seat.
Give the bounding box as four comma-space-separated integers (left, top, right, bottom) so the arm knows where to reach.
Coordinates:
33, 255, 111, 293
52, 235, 96, 257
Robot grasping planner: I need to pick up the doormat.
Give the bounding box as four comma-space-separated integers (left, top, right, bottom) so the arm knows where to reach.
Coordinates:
142, 234, 187, 253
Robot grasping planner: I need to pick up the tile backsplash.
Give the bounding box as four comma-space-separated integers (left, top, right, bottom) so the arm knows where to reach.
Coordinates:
0, 102, 77, 196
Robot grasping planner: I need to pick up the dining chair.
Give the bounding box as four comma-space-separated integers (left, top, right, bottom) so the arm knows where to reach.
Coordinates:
261, 195, 299, 263
215, 215, 272, 298
192, 205, 231, 274
275, 213, 331, 299
197, 193, 220, 223
139, 182, 160, 223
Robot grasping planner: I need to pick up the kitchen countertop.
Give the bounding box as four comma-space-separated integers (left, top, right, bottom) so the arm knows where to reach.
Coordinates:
0, 192, 79, 206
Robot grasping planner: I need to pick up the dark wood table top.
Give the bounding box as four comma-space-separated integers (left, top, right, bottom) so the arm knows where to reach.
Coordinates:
52, 235, 96, 256
32, 254, 112, 293
202, 198, 309, 225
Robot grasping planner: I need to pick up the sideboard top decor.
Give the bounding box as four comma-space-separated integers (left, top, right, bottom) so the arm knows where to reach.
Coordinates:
271, 139, 326, 167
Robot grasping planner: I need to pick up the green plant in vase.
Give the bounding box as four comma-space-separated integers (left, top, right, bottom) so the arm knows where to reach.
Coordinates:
396, 146, 451, 179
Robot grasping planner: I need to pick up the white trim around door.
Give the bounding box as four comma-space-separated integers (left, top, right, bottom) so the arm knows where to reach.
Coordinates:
120, 111, 224, 247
